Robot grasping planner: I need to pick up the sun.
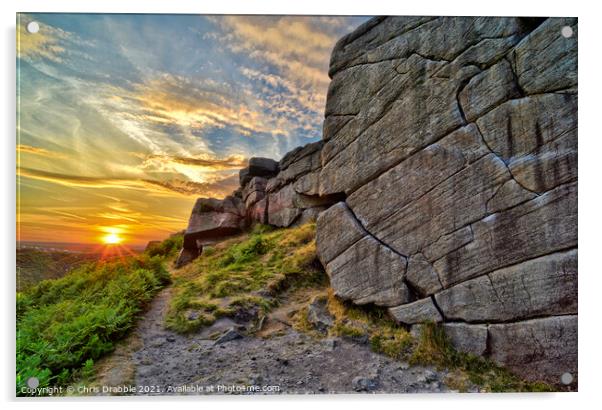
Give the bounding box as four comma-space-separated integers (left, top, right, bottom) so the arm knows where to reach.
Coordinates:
102, 233, 122, 245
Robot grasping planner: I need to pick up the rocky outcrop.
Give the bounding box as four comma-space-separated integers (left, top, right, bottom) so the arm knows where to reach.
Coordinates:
175, 195, 247, 267
316, 16, 577, 385
176, 142, 342, 267
177, 15, 577, 386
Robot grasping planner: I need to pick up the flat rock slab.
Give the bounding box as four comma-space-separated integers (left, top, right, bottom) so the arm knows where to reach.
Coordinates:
442, 323, 488, 356
389, 298, 442, 325
326, 235, 410, 307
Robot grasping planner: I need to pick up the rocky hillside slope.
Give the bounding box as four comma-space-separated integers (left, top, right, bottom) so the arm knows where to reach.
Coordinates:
176, 16, 577, 386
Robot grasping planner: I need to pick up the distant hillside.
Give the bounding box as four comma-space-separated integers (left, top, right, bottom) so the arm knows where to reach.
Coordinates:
17, 249, 99, 291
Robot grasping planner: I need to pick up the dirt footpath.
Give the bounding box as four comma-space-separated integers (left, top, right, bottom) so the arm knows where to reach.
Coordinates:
105, 287, 456, 395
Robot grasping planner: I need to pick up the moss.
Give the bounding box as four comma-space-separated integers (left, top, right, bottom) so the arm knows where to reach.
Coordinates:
165, 310, 216, 334
320, 290, 414, 360
202, 246, 216, 257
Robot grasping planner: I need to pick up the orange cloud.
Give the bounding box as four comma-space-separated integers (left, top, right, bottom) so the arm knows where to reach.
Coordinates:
216, 15, 347, 95
132, 74, 285, 136
141, 153, 247, 170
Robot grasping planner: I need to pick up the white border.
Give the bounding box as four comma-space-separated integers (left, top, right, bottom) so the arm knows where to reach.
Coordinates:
2, 0, 600, 409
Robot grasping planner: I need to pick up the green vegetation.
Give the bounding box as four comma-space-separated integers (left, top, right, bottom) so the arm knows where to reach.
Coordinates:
16, 222, 552, 394
16, 254, 170, 396
145, 233, 183, 258
410, 322, 553, 392
166, 223, 326, 333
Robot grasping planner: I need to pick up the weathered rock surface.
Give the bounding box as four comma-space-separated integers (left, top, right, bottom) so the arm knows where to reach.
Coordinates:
174, 247, 201, 269
267, 184, 302, 227
434, 182, 577, 288
239, 157, 279, 186
476, 93, 578, 193
404, 253, 443, 297
459, 59, 521, 122
325, 235, 410, 307
509, 17, 577, 94
176, 195, 247, 267
316, 202, 366, 265
388, 298, 442, 325
442, 323, 488, 356
242, 177, 267, 207
435, 249, 577, 322
488, 315, 577, 384
316, 16, 577, 385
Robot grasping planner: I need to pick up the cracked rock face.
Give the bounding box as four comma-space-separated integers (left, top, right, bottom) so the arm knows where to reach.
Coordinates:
317, 16, 577, 385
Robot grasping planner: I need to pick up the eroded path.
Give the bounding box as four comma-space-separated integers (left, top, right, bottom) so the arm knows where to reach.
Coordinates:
92, 284, 458, 395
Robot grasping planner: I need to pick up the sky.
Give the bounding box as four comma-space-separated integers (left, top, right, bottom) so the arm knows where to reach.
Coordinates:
16, 13, 367, 246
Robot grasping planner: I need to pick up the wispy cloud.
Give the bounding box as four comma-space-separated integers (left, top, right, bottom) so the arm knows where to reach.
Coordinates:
210, 15, 365, 150
139, 153, 247, 169
17, 144, 67, 159
16, 14, 366, 244
217, 16, 341, 88
17, 15, 68, 62
18, 167, 237, 198
129, 73, 288, 137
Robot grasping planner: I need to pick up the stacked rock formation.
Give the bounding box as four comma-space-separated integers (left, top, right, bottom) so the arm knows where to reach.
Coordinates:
316, 16, 577, 385
176, 147, 343, 267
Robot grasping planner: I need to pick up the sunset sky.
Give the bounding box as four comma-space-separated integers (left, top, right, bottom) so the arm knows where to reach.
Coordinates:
16, 13, 367, 246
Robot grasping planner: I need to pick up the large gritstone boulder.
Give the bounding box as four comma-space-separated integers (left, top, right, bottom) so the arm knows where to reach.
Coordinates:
316, 16, 577, 385
175, 195, 247, 267
239, 157, 279, 186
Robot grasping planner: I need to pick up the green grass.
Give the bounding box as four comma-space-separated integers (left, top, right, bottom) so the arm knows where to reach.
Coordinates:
16, 254, 170, 396
166, 223, 326, 333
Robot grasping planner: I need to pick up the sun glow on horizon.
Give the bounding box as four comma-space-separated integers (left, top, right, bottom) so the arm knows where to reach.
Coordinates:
100, 227, 126, 245
102, 233, 123, 245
